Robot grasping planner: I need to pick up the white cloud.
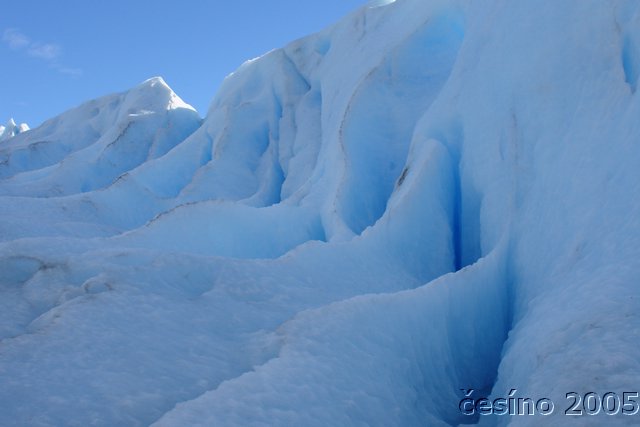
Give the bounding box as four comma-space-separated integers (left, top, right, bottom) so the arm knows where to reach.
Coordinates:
28, 42, 61, 60
54, 65, 83, 78
2, 28, 30, 50
2, 28, 81, 77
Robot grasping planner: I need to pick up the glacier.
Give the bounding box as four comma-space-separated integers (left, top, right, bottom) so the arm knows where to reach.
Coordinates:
0, 118, 29, 142
1, 0, 639, 426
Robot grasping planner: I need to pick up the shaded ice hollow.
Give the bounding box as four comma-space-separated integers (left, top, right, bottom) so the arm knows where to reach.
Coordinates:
1, 0, 639, 426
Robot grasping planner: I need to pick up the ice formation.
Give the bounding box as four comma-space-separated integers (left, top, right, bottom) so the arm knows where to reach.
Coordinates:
0, 118, 29, 142
0, 0, 639, 426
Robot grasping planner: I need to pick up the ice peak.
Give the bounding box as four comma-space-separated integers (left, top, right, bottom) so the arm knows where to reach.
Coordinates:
130, 76, 172, 97
139, 76, 169, 90
0, 118, 29, 141
124, 77, 196, 114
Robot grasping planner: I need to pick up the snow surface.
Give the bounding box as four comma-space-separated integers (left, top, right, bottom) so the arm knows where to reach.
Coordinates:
1, 0, 639, 426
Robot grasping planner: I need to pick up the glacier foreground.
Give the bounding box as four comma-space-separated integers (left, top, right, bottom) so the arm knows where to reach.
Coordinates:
1, 0, 639, 426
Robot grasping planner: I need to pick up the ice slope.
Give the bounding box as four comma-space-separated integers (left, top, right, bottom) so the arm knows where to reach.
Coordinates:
0, 77, 201, 197
1, 0, 639, 426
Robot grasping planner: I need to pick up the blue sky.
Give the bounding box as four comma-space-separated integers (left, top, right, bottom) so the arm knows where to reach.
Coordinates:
1, 1, 366, 127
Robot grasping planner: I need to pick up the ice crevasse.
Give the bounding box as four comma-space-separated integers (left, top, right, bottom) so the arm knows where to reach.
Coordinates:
0, 0, 639, 426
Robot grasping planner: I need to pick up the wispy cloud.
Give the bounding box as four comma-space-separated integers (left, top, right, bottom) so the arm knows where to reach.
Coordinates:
2, 28, 81, 77
54, 65, 83, 77
2, 28, 30, 50
28, 42, 61, 60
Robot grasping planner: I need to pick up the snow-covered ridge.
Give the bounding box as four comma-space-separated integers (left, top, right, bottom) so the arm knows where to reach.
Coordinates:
0, 0, 639, 426
0, 76, 201, 197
